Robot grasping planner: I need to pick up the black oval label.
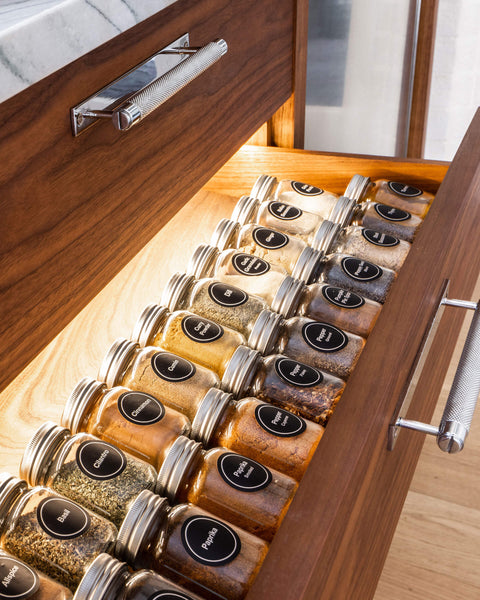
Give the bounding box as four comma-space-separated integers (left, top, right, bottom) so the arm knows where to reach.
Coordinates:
181, 315, 224, 343
274, 357, 323, 387
0, 557, 39, 599
118, 390, 166, 425
255, 404, 306, 437
217, 453, 272, 492
76, 440, 127, 481
148, 593, 195, 600
322, 285, 365, 309
37, 497, 90, 540
361, 228, 400, 247
232, 253, 270, 277
374, 203, 411, 222
208, 282, 248, 307
268, 201, 303, 221
341, 257, 383, 281
387, 181, 422, 197
302, 322, 348, 353
291, 181, 323, 196
151, 352, 196, 383
252, 227, 289, 250
181, 516, 241, 566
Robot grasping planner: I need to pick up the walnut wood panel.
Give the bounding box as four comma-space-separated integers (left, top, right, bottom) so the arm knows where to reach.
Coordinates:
0, 0, 294, 393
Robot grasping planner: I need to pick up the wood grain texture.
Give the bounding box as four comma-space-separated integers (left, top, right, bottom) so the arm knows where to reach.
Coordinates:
0, 0, 294, 393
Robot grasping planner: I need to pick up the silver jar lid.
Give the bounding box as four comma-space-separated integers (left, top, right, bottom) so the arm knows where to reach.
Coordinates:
191, 388, 233, 445
19, 421, 70, 486
156, 436, 203, 503
161, 272, 195, 312
248, 310, 284, 355
312, 220, 342, 254
73, 554, 129, 600
98, 338, 140, 387
210, 219, 240, 251
187, 244, 220, 279
231, 195, 259, 225
251, 174, 278, 202
292, 247, 324, 284
62, 377, 107, 434
132, 305, 169, 348
271, 275, 306, 318
0, 473, 27, 528
220, 345, 262, 398
328, 196, 357, 228
344, 174, 371, 202
116, 490, 169, 566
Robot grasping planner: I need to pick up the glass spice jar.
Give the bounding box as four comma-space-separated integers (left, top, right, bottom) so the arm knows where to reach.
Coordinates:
221, 346, 345, 425
0, 473, 117, 590
116, 491, 268, 600
20, 422, 158, 528
97, 337, 219, 424
132, 305, 247, 378
156, 436, 297, 542
191, 388, 324, 481
0, 548, 72, 600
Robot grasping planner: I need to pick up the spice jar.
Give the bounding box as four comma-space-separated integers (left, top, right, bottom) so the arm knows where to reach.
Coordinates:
20, 422, 158, 528
0, 548, 72, 599
74, 553, 203, 600
156, 435, 297, 542
221, 346, 345, 425
97, 337, 219, 424
191, 388, 324, 481
132, 305, 247, 378
345, 174, 434, 217
116, 490, 268, 600
0, 473, 117, 590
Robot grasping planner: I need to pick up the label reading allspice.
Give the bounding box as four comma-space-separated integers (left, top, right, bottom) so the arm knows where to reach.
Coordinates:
302, 322, 348, 353
118, 390, 166, 425
76, 440, 127, 481
255, 404, 306, 437
181, 515, 241, 566
217, 452, 272, 492
291, 181, 323, 196
0, 556, 39, 599
268, 201, 303, 220
232, 253, 270, 276
181, 315, 224, 343
37, 497, 90, 540
274, 357, 323, 387
252, 227, 289, 250
208, 282, 248, 307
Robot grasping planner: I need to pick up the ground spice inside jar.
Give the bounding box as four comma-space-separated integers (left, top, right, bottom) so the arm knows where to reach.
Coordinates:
358, 203, 422, 243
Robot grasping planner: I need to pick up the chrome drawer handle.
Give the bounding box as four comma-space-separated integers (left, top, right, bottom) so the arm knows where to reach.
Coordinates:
71, 34, 228, 135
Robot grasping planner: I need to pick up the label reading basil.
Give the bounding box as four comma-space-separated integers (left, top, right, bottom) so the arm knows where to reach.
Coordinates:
341, 257, 383, 281
37, 497, 90, 539
0, 557, 39, 599
255, 404, 306, 437
387, 181, 422, 197
181, 315, 224, 343
217, 453, 272, 492
275, 357, 323, 387
374, 203, 411, 222
148, 593, 195, 600
151, 352, 196, 383
291, 181, 323, 196
232, 253, 270, 276
208, 282, 248, 307
302, 322, 348, 353
252, 227, 289, 250
322, 286, 365, 309
268, 201, 303, 220
76, 440, 126, 481
361, 229, 400, 247
181, 516, 241, 566
118, 391, 166, 425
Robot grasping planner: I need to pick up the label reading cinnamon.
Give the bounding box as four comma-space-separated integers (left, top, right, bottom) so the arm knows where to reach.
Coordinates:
268, 201, 303, 220
341, 257, 383, 281
291, 181, 323, 196
361, 229, 400, 247
151, 352, 196, 383
302, 322, 348, 353
37, 497, 90, 540
217, 452, 272, 492
76, 440, 127, 481
322, 286, 365, 309
255, 404, 306, 437
232, 253, 270, 276
274, 357, 323, 387
374, 203, 411, 222
208, 282, 248, 307
118, 390, 166, 425
181, 515, 241, 566
387, 181, 422, 197
0, 557, 39, 599
252, 227, 289, 250
181, 315, 224, 343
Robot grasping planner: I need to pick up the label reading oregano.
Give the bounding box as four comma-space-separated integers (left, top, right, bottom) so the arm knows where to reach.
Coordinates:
302, 322, 348, 353
181, 315, 224, 343
387, 181, 422, 197
341, 257, 383, 281
374, 203, 411, 222
291, 181, 323, 196
232, 253, 270, 276
255, 404, 306, 437
181, 516, 241, 566
37, 497, 90, 540
361, 229, 400, 247
118, 390, 166, 425
217, 453, 272, 492
76, 440, 127, 481
208, 282, 248, 307
147, 592, 195, 600
268, 201, 303, 220
274, 357, 323, 387
252, 227, 289, 250
0, 556, 39, 599
151, 352, 196, 383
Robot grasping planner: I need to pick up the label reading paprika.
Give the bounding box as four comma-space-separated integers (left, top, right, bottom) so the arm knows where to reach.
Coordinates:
291, 181, 323, 196
0, 556, 39, 599
181, 516, 241, 566
181, 315, 224, 343
361, 229, 400, 247
37, 497, 90, 540
118, 390, 166, 425
322, 286, 365, 309
151, 352, 196, 383
274, 357, 323, 387
374, 203, 411, 222
268, 201, 303, 220
255, 404, 306, 437
76, 440, 127, 481
252, 227, 289, 250
341, 257, 383, 281
232, 253, 270, 276
302, 322, 348, 353
217, 453, 272, 492
208, 282, 248, 307
387, 181, 422, 197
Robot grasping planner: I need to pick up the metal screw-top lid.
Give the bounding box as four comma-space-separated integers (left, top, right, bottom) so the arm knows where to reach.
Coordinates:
271, 275, 306, 318
220, 345, 262, 398
328, 196, 357, 228
98, 338, 140, 387
312, 220, 342, 254
187, 244, 220, 279
247, 310, 284, 355
251, 174, 278, 202
231, 195, 259, 225
19, 421, 70, 486
161, 272, 195, 312
62, 377, 107, 434
292, 247, 325, 284
116, 490, 169, 565
210, 219, 240, 251
344, 174, 371, 202
73, 554, 129, 600
132, 305, 169, 348
0, 473, 27, 529
191, 388, 233, 445
156, 436, 203, 503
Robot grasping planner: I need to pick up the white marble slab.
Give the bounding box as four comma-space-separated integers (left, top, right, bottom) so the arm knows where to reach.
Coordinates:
0, 0, 178, 103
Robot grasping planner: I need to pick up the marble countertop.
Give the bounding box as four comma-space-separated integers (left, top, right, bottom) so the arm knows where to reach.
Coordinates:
0, 0, 178, 103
